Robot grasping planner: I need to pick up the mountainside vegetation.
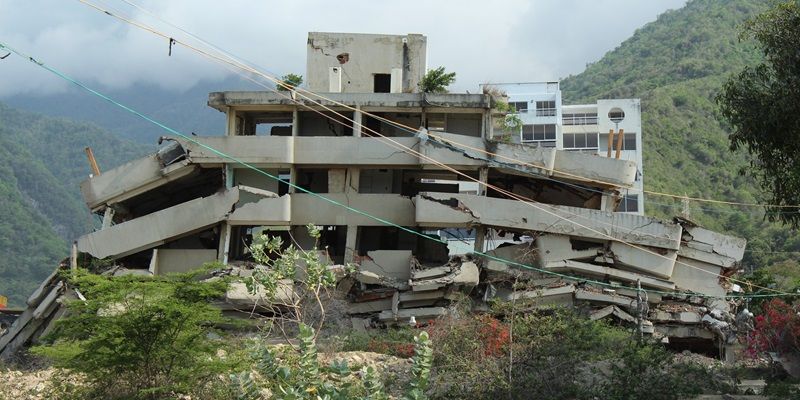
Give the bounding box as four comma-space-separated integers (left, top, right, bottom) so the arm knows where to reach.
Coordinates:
4, 75, 257, 144
561, 0, 799, 270
0, 103, 148, 306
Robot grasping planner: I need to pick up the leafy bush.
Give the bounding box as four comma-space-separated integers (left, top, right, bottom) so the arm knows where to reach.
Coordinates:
276, 73, 303, 91
419, 67, 456, 93
32, 268, 232, 400
246, 223, 343, 334
232, 323, 432, 400
428, 308, 718, 400
747, 298, 800, 357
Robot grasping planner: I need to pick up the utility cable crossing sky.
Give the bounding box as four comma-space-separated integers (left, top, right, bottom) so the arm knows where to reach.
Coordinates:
0, 39, 793, 300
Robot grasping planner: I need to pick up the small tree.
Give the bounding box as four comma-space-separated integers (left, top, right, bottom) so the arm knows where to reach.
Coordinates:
33, 268, 231, 399
419, 67, 456, 93
717, 1, 800, 226
276, 73, 303, 91
245, 223, 341, 335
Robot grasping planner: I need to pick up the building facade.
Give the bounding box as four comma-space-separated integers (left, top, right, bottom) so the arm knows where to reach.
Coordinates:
487, 82, 644, 214
6, 33, 743, 357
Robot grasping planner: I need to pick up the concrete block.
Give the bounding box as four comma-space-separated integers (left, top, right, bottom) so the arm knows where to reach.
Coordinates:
609, 242, 677, 279
535, 234, 600, 264
359, 250, 413, 281
377, 307, 446, 322
153, 249, 217, 275
347, 299, 392, 314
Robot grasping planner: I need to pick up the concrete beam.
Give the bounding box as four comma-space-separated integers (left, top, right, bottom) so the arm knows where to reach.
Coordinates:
415, 192, 682, 250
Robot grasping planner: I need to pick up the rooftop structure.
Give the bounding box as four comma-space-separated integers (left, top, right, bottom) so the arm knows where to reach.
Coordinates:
1, 33, 747, 360
306, 32, 427, 93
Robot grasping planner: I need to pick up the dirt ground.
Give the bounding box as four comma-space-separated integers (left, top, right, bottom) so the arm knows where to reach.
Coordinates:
1, 351, 412, 400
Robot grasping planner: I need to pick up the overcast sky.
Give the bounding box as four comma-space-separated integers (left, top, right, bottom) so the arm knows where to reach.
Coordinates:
0, 0, 687, 97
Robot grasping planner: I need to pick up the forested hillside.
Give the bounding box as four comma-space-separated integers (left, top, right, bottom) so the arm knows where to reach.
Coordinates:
5, 75, 257, 144
0, 103, 148, 306
561, 0, 799, 268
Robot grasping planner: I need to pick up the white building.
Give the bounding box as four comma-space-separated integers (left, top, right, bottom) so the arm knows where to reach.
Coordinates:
486, 82, 644, 214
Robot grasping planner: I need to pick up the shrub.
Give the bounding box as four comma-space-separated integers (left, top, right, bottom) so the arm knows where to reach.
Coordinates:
428, 308, 716, 400
419, 67, 456, 93
32, 268, 232, 400
232, 323, 432, 400
747, 298, 800, 357
276, 73, 303, 91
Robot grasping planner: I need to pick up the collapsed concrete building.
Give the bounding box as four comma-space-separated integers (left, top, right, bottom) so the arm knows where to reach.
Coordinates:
0, 32, 748, 360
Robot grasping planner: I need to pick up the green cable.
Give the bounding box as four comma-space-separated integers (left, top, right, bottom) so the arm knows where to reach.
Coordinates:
1, 41, 793, 301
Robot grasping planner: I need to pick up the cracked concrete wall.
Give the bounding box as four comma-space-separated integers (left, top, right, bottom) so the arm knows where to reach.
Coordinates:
306, 32, 426, 93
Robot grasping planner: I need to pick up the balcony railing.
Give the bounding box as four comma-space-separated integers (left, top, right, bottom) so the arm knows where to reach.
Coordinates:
562, 113, 598, 125
535, 108, 557, 117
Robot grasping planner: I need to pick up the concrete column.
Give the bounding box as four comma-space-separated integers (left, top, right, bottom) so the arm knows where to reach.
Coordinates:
474, 166, 489, 252
217, 223, 232, 264
601, 190, 619, 212
224, 165, 234, 189
289, 108, 299, 193
477, 167, 489, 196
345, 168, 360, 194
474, 227, 486, 253
353, 106, 363, 137
226, 107, 236, 136
292, 108, 299, 137
101, 207, 115, 229
288, 166, 297, 193
344, 225, 358, 264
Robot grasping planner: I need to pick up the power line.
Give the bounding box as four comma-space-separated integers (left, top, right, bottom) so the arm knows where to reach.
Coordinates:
59, 1, 795, 295
2, 41, 793, 300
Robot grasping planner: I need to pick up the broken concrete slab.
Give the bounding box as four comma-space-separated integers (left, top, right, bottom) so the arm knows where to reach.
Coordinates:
590, 305, 636, 323
534, 234, 600, 264
575, 289, 636, 309
545, 260, 676, 291
415, 192, 682, 250
359, 250, 413, 281
411, 266, 452, 280
78, 188, 240, 259
227, 195, 292, 226
377, 306, 447, 322
608, 242, 677, 279
80, 154, 196, 211
347, 299, 392, 314
410, 261, 479, 291
682, 225, 747, 261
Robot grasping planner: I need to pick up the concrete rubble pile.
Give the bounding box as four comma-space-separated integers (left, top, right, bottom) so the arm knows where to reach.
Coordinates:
0, 32, 750, 359
0, 266, 75, 360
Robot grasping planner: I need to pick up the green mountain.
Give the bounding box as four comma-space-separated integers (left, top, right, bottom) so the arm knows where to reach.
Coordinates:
5, 76, 258, 144
0, 103, 149, 306
561, 0, 800, 268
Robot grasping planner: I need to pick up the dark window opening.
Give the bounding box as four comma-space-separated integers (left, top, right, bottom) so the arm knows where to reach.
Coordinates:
623, 133, 637, 150
362, 112, 421, 137
374, 73, 391, 93
510, 101, 528, 112
535, 100, 557, 116
522, 124, 556, 146
296, 169, 329, 193
298, 111, 354, 136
